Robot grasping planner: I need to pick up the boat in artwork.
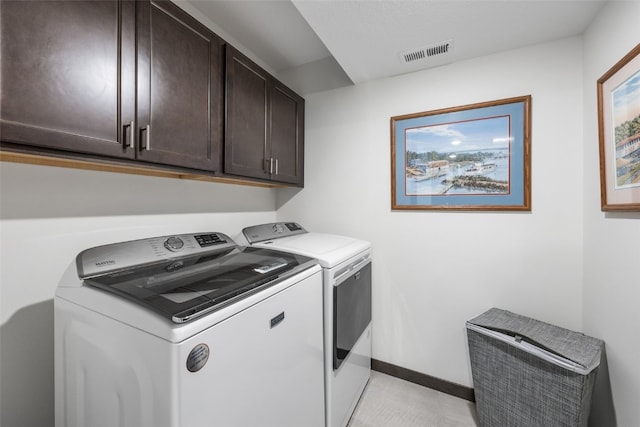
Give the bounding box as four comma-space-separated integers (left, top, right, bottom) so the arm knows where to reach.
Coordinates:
463, 162, 497, 176
408, 160, 450, 181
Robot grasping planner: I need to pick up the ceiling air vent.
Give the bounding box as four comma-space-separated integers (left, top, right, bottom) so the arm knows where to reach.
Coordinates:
400, 39, 454, 64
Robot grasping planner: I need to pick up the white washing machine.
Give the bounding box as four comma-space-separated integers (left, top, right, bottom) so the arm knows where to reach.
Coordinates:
55, 232, 325, 427
241, 223, 372, 427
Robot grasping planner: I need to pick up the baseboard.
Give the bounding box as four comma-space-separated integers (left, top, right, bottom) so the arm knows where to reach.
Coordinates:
371, 358, 475, 402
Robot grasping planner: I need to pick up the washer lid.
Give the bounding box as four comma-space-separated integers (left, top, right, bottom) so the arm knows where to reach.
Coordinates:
78, 235, 315, 323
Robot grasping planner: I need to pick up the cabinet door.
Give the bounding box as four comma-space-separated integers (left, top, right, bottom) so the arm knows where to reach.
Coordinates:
0, 0, 136, 158
271, 81, 304, 186
136, 0, 223, 171
224, 46, 270, 180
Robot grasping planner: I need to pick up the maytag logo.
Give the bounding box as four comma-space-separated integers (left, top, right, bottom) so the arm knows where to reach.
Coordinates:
95, 260, 116, 267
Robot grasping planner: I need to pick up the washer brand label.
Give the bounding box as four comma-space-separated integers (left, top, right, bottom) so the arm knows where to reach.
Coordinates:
187, 343, 209, 373
95, 260, 116, 267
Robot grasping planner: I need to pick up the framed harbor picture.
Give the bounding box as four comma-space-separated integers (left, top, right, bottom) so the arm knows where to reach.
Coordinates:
597, 43, 640, 211
391, 96, 531, 211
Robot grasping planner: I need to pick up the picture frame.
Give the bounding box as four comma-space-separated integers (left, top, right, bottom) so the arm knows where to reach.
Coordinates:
391, 96, 531, 211
597, 43, 640, 211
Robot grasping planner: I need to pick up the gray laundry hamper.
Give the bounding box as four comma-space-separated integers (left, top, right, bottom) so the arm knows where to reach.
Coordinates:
466, 308, 603, 427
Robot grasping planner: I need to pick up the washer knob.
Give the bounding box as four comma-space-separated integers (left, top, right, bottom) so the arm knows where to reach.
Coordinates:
164, 236, 184, 252
273, 223, 285, 233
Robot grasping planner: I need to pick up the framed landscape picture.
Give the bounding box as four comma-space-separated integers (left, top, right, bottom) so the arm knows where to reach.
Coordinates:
597, 43, 640, 211
391, 96, 531, 211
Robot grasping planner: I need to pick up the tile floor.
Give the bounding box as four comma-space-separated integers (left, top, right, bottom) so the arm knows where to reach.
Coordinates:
347, 371, 478, 427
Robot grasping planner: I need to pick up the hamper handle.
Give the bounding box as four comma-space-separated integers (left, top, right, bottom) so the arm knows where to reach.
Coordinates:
480, 325, 582, 367
467, 323, 595, 375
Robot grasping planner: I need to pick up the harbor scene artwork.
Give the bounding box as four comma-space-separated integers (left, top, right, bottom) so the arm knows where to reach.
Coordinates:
597, 42, 640, 211
391, 96, 531, 211
405, 115, 511, 196
611, 69, 640, 190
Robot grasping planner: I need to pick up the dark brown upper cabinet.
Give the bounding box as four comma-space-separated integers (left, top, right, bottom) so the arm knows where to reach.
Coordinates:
136, 0, 223, 171
225, 46, 304, 186
1, 0, 223, 172
1, 0, 136, 159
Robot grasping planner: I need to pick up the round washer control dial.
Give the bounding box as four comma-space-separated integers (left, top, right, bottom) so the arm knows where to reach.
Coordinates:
164, 236, 184, 252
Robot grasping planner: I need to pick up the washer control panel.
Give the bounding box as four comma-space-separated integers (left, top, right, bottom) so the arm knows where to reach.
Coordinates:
242, 222, 307, 244
77, 232, 233, 279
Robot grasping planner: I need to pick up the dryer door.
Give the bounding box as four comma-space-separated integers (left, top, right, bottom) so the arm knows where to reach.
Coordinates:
333, 261, 372, 370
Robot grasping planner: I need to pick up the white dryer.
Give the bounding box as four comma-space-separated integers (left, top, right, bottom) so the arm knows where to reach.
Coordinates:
242, 223, 372, 427
55, 232, 325, 427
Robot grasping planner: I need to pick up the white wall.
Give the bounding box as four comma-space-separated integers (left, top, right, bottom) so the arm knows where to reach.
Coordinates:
278, 36, 586, 388
582, 2, 640, 426
0, 162, 277, 427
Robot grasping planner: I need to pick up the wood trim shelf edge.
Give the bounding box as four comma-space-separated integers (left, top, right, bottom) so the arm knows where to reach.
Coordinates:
0, 150, 283, 189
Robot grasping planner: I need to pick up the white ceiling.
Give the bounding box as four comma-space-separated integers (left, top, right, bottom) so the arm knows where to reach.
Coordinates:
184, 0, 607, 95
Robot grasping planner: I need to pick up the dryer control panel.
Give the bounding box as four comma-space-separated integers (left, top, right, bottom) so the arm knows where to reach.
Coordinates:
242, 222, 307, 244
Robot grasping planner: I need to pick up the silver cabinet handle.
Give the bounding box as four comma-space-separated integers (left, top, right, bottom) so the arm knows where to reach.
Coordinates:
141, 124, 151, 150
264, 158, 278, 175
123, 121, 134, 148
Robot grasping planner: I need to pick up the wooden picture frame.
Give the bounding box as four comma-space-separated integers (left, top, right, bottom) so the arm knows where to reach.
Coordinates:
391, 96, 531, 211
597, 43, 640, 211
